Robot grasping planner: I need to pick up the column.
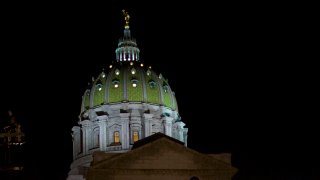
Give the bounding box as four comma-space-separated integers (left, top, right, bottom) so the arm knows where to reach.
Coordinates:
71, 126, 80, 160
97, 116, 107, 151
80, 120, 91, 155
162, 117, 173, 137
144, 114, 153, 138
183, 128, 188, 147
175, 121, 185, 142
120, 113, 130, 150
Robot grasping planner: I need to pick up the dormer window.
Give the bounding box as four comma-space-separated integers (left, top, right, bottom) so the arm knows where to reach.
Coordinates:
112, 79, 120, 88
96, 84, 103, 91
115, 69, 120, 75
163, 85, 169, 93
131, 68, 136, 75
148, 80, 156, 89
147, 69, 151, 76
131, 79, 139, 88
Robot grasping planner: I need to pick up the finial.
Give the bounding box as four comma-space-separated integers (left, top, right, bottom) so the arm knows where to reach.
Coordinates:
122, 9, 130, 29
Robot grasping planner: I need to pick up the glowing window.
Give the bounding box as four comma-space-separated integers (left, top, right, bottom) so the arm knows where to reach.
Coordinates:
131, 68, 136, 75
147, 69, 151, 76
133, 131, 139, 142
96, 84, 103, 91
112, 79, 120, 88
115, 69, 120, 75
114, 131, 120, 143
131, 79, 139, 88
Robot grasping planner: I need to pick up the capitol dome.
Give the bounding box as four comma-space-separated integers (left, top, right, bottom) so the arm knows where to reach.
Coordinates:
69, 10, 188, 179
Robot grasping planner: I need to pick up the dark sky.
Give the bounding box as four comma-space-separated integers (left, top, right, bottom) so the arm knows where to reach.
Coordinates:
0, 2, 318, 180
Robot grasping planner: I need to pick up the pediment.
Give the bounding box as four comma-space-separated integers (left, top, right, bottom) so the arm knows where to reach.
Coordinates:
92, 136, 235, 172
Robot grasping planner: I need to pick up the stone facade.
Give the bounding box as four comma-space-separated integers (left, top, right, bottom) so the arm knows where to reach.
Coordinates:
68, 103, 187, 179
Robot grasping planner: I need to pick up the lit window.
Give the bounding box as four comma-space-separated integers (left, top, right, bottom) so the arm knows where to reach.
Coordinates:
114, 131, 120, 143
131, 79, 139, 88
112, 79, 120, 88
115, 69, 120, 75
147, 69, 151, 76
131, 68, 136, 75
133, 131, 139, 142
96, 84, 103, 91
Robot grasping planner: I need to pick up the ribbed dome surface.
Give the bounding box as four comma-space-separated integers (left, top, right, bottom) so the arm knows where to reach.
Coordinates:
81, 62, 178, 113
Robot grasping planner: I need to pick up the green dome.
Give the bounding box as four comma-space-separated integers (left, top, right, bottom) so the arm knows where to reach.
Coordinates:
81, 62, 178, 113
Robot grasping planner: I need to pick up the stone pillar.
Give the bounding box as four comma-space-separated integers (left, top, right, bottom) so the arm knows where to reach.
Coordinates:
183, 128, 188, 147
175, 121, 185, 142
120, 113, 130, 150
71, 126, 80, 160
80, 120, 91, 155
97, 116, 108, 151
143, 114, 153, 138
162, 117, 173, 137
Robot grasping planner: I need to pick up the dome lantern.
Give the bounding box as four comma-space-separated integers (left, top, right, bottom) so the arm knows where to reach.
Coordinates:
116, 10, 140, 62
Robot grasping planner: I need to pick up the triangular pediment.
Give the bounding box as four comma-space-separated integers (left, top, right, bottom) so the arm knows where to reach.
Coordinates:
92, 134, 236, 172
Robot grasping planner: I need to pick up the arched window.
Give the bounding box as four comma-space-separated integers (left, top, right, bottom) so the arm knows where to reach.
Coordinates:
133, 131, 139, 143
114, 131, 120, 143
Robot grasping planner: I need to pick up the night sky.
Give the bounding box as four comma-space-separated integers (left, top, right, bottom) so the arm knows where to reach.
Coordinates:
0, 2, 318, 180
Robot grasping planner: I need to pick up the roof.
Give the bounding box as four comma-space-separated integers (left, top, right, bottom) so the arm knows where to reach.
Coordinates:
132, 132, 184, 149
